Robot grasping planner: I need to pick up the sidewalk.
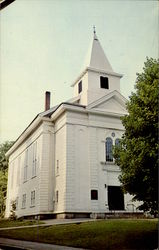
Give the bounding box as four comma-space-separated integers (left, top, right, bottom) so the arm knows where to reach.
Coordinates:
0, 218, 95, 231
0, 237, 86, 250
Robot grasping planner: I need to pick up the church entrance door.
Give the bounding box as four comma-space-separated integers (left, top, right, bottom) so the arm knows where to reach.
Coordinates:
108, 186, 124, 210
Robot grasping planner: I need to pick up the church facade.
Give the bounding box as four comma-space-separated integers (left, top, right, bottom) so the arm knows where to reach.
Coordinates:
5, 31, 140, 219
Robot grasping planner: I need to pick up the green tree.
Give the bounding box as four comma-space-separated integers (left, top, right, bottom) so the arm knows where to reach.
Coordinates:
0, 141, 14, 172
114, 58, 158, 215
0, 170, 8, 217
0, 141, 14, 217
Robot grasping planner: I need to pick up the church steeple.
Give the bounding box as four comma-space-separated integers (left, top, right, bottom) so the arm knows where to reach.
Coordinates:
87, 28, 113, 72
71, 30, 123, 106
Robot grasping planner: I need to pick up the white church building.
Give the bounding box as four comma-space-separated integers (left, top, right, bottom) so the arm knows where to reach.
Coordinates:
5, 31, 140, 219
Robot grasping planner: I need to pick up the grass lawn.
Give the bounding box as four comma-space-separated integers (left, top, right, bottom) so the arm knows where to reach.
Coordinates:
0, 219, 157, 250
0, 219, 43, 228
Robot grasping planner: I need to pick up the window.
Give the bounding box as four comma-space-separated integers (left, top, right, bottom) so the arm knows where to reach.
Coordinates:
17, 157, 21, 186
32, 142, 37, 177
91, 190, 98, 200
31, 191, 35, 207
24, 149, 28, 182
56, 160, 59, 175
105, 137, 113, 162
11, 162, 14, 188
22, 194, 26, 209
78, 81, 82, 93
100, 76, 109, 89
108, 186, 124, 210
115, 138, 120, 161
16, 197, 19, 210
56, 190, 59, 203
115, 138, 120, 146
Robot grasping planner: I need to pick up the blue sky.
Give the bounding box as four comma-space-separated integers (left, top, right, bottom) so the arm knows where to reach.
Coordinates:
0, 0, 158, 142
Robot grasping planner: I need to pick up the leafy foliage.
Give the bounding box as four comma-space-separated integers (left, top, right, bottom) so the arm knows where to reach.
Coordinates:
9, 200, 17, 220
0, 170, 8, 217
114, 58, 159, 215
0, 141, 14, 217
0, 141, 14, 172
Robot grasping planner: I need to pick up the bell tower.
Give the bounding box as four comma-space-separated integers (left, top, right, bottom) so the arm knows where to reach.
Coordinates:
71, 29, 123, 106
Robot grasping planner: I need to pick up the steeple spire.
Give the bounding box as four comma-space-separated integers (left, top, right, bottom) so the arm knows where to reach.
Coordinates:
86, 28, 113, 71
71, 30, 123, 105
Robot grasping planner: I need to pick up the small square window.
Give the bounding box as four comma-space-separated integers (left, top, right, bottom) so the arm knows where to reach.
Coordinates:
100, 76, 109, 89
78, 81, 82, 93
91, 190, 98, 200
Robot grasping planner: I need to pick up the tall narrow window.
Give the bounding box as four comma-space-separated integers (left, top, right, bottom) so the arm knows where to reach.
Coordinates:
78, 81, 82, 94
22, 194, 26, 209
56, 190, 59, 203
115, 138, 120, 161
100, 76, 109, 89
17, 157, 21, 186
56, 160, 59, 175
11, 162, 14, 188
31, 191, 35, 207
24, 149, 28, 182
16, 197, 19, 210
32, 142, 37, 177
106, 137, 113, 162
115, 138, 120, 147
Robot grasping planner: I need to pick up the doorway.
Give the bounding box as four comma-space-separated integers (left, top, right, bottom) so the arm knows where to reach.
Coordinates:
108, 186, 124, 210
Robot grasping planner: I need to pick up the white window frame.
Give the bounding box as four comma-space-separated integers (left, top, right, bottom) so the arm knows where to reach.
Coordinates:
105, 137, 121, 163
56, 190, 59, 203
11, 162, 14, 188
31, 190, 35, 207
32, 142, 37, 178
16, 196, 19, 210
105, 137, 113, 162
22, 194, 26, 209
56, 160, 59, 175
24, 149, 28, 182
17, 156, 21, 186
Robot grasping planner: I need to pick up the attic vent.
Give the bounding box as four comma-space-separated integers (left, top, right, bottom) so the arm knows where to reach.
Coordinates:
78, 81, 82, 94
100, 76, 109, 89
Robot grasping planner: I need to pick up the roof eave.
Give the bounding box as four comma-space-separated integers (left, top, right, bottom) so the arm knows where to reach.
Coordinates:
6, 116, 51, 157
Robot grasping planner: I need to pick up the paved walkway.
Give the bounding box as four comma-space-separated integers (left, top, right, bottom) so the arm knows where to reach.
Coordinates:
0, 218, 95, 231
0, 219, 93, 249
0, 238, 86, 250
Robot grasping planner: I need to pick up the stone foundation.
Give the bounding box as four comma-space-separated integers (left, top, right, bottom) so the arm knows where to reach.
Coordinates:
19, 211, 144, 220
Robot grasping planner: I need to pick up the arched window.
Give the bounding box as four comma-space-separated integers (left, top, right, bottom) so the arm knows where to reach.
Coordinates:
115, 138, 120, 147
106, 137, 113, 162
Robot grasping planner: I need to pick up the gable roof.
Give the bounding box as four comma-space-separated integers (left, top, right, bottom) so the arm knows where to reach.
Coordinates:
6, 101, 86, 157
87, 90, 128, 114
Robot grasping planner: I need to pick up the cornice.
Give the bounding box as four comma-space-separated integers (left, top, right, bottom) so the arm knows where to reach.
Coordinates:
71, 66, 123, 87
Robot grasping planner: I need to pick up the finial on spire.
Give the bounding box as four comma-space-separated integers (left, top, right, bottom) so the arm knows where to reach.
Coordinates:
93, 25, 96, 34
93, 25, 98, 40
